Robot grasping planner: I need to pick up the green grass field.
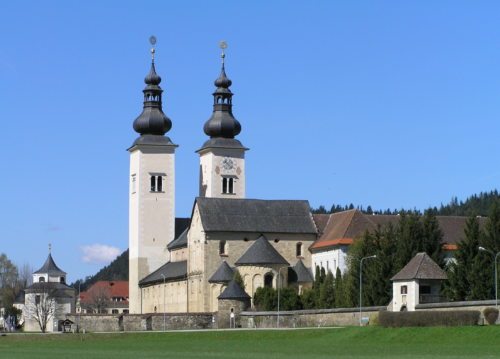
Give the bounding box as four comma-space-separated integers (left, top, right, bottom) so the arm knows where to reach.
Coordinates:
1, 326, 499, 359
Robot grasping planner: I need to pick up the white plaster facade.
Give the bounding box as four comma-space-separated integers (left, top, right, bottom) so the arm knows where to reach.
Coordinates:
129, 144, 176, 314
311, 246, 348, 277
198, 148, 246, 199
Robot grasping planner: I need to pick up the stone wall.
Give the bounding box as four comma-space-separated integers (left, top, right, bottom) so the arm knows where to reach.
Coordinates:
240, 306, 386, 328
66, 313, 215, 332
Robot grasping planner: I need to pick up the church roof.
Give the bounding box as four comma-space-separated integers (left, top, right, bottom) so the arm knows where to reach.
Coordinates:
25, 282, 75, 298
391, 252, 447, 281
292, 260, 314, 283
139, 261, 187, 286
33, 253, 66, 276
218, 280, 250, 300
168, 228, 188, 250
208, 261, 234, 283
235, 235, 289, 266
196, 197, 317, 234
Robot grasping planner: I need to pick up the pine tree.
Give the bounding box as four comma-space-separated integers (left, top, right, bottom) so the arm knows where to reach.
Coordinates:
421, 210, 444, 266
444, 216, 485, 300
233, 270, 245, 290
319, 271, 335, 308
334, 267, 344, 308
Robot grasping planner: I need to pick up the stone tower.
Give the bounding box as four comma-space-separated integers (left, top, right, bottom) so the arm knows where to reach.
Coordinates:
197, 44, 248, 198
128, 41, 177, 314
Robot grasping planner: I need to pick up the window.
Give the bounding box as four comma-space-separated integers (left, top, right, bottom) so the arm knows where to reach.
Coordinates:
401, 285, 408, 295
131, 174, 136, 194
222, 176, 235, 194
123, 309, 129, 314
39, 277, 45, 283
60, 276, 65, 284
219, 240, 227, 255
296, 243, 303, 257
264, 273, 274, 288
112, 309, 119, 314
35, 295, 41, 305
150, 175, 165, 192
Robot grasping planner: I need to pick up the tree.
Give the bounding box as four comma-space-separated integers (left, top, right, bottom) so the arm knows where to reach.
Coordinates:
300, 288, 316, 309
334, 268, 345, 308
444, 216, 491, 301
253, 287, 276, 311
319, 271, 335, 308
233, 271, 245, 290
88, 285, 111, 314
25, 283, 62, 333
0, 254, 19, 310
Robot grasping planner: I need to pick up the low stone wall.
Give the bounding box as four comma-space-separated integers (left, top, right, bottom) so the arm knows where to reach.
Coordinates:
240, 306, 386, 328
66, 313, 216, 332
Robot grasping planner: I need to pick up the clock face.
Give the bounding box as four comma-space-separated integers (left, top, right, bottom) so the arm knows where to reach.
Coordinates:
221, 157, 234, 171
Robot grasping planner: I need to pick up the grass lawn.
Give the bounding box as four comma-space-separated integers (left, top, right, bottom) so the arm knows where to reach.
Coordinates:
1, 326, 499, 359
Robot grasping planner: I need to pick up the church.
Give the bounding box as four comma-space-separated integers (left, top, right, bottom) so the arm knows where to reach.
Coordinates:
128, 43, 317, 314
127, 42, 469, 315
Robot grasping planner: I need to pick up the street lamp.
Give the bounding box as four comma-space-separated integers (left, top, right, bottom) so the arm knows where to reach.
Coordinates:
276, 266, 287, 329
359, 255, 377, 326
160, 274, 166, 331
478, 246, 500, 309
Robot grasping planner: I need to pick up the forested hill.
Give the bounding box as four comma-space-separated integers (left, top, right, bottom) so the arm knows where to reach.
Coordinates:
71, 249, 128, 292
311, 190, 499, 217
75, 190, 499, 287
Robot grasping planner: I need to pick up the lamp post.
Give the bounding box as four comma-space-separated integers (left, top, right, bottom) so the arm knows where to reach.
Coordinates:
359, 255, 377, 326
277, 266, 287, 329
160, 274, 166, 331
478, 247, 500, 309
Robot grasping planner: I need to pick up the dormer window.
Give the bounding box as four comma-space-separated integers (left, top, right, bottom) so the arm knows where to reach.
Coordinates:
150, 174, 165, 192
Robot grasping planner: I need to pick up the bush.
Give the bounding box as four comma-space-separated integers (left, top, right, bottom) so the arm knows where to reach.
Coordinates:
483, 307, 499, 325
378, 310, 480, 327
253, 287, 302, 311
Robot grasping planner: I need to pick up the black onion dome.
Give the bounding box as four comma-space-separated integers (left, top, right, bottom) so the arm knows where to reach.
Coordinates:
214, 65, 232, 88
202, 61, 241, 139
133, 62, 172, 136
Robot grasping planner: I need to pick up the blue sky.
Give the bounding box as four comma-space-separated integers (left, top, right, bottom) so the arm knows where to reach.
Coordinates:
1, 1, 499, 282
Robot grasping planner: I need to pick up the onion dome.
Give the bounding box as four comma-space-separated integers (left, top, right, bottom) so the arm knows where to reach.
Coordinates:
202, 44, 243, 143
131, 40, 174, 147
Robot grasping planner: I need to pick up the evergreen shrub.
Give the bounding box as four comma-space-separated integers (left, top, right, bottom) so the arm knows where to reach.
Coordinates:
378, 310, 480, 327
483, 307, 499, 325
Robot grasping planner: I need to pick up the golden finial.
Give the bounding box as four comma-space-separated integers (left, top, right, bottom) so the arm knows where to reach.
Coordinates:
219, 40, 227, 65
149, 35, 157, 62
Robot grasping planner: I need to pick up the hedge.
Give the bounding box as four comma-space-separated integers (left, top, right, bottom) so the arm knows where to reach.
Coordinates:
379, 310, 480, 327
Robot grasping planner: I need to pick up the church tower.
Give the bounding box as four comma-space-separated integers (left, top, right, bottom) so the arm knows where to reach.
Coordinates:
197, 42, 248, 198
128, 38, 177, 314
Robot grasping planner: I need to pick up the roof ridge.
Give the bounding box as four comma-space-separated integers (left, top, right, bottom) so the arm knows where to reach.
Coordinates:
340, 210, 358, 238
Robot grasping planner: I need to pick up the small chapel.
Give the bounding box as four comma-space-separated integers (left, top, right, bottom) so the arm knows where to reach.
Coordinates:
128, 42, 317, 314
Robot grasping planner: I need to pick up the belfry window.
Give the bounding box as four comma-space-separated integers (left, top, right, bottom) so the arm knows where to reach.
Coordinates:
150, 174, 165, 192
222, 177, 235, 194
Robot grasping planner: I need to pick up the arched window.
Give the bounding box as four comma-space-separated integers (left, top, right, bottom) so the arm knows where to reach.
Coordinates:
264, 273, 273, 288
60, 276, 65, 284
296, 242, 303, 257
228, 178, 234, 194
222, 177, 235, 194
39, 277, 45, 283
219, 240, 227, 255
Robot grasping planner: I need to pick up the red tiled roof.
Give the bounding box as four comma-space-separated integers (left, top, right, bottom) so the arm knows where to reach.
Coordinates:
311, 210, 487, 252
80, 281, 129, 304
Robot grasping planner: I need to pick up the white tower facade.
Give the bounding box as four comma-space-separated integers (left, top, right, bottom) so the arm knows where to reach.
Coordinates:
198, 48, 248, 198
128, 46, 176, 314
